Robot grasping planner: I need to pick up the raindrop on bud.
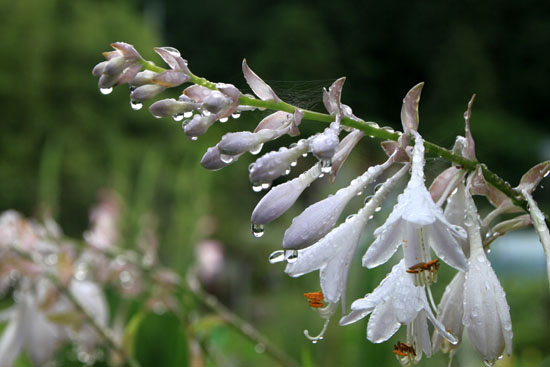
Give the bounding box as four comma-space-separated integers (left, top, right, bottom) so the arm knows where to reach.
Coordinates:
219, 117, 229, 123
252, 223, 264, 238
231, 112, 241, 119
99, 87, 113, 95
173, 114, 184, 122
285, 250, 298, 263
130, 99, 143, 110
268, 250, 285, 264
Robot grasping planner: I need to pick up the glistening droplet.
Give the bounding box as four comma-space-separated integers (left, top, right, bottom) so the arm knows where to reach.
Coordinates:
285, 250, 298, 263
184, 111, 194, 118
320, 159, 332, 174
268, 250, 285, 264
99, 87, 113, 95
251, 224, 264, 238
130, 99, 143, 110
219, 117, 229, 123
249, 144, 263, 155
173, 114, 184, 122
231, 113, 241, 119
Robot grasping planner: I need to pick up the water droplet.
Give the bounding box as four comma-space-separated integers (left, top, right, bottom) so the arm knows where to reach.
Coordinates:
220, 154, 234, 164
544, 171, 549, 178
173, 113, 184, 121
321, 159, 332, 174
381, 126, 395, 134
364, 195, 374, 205
319, 173, 324, 178
130, 99, 143, 110
284, 168, 291, 175
119, 270, 134, 289
248, 163, 255, 172
232, 112, 241, 119
356, 190, 363, 196
252, 224, 264, 238
374, 206, 382, 213
252, 184, 262, 192
44, 253, 58, 266
285, 250, 298, 263
302, 152, 308, 158
255, 343, 266, 354
261, 182, 271, 190
311, 339, 318, 344
249, 144, 263, 155
290, 160, 297, 167
346, 214, 355, 222
74, 263, 89, 281
476, 253, 486, 263
374, 183, 383, 193
99, 87, 113, 95
483, 358, 496, 366
77, 350, 95, 365
269, 250, 285, 264
219, 117, 229, 123
184, 111, 193, 118
190, 136, 198, 141
202, 110, 211, 117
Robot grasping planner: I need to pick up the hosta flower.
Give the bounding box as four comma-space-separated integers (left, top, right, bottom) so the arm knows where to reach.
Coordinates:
282, 156, 395, 250
462, 189, 512, 364
363, 133, 468, 279
340, 260, 457, 364
432, 271, 465, 356
284, 164, 409, 306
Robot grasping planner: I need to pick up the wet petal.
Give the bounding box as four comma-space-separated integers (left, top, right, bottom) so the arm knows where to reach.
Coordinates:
400, 82, 423, 133
367, 301, 401, 343
242, 59, 280, 102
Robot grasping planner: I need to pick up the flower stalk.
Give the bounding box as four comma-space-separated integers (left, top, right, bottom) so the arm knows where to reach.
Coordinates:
137, 58, 547, 227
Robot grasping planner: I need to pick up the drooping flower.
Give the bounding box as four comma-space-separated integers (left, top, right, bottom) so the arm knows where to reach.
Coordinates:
284, 164, 409, 305
363, 133, 468, 279
340, 260, 457, 364
462, 188, 513, 365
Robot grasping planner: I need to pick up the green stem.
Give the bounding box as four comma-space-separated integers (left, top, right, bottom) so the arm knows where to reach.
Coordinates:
138, 58, 548, 226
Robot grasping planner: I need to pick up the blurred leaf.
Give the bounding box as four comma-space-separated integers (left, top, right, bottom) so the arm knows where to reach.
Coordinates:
122, 310, 146, 359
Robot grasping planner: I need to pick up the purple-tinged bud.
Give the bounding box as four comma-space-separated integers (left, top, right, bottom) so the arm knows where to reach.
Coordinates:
322, 77, 346, 115
201, 146, 236, 170
131, 70, 158, 86
310, 128, 339, 160
254, 111, 292, 132
111, 42, 141, 61
282, 161, 389, 250
183, 85, 213, 103
117, 64, 142, 85
98, 73, 119, 89
184, 114, 216, 138
130, 84, 165, 102
218, 130, 281, 156
149, 99, 200, 118
152, 70, 190, 88
92, 61, 107, 77
202, 91, 230, 114
251, 164, 321, 225
249, 141, 309, 185
103, 56, 126, 77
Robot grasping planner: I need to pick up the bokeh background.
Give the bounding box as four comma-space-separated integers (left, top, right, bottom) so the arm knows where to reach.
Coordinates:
1, 0, 549, 366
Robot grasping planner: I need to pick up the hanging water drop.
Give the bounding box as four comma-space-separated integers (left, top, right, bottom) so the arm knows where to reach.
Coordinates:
268, 250, 285, 264
190, 136, 198, 141
173, 114, 184, 122
248, 163, 255, 172
130, 99, 143, 111
285, 250, 298, 263
356, 190, 363, 196
251, 223, 264, 238
249, 144, 263, 155
290, 160, 297, 167
252, 184, 262, 192
261, 182, 271, 190
302, 152, 308, 158
202, 110, 211, 117
321, 159, 332, 174
364, 195, 374, 205
99, 87, 113, 95
184, 111, 193, 118
231, 112, 241, 119
346, 214, 355, 222
220, 154, 234, 164
284, 168, 291, 175
219, 117, 229, 123
374, 206, 382, 212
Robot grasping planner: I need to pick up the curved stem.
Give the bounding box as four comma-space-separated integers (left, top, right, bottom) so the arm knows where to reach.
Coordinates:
137, 59, 549, 226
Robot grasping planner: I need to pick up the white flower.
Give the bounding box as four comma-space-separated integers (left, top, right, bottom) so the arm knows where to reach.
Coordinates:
462, 189, 513, 365
363, 133, 468, 278
340, 260, 457, 363
432, 271, 465, 355
0, 284, 64, 366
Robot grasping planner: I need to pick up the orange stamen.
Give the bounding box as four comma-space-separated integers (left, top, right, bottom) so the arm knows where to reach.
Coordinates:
304, 291, 324, 308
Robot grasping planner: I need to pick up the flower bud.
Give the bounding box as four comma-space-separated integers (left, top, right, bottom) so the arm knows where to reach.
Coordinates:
218, 130, 279, 156
103, 56, 126, 77
131, 70, 158, 86
201, 146, 233, 170
152, 70, 190, 88
184, 114, 216, 138
310, 128, 339, 160
130, 84, 165, 102
149, 99, 199, 118
92, 61, 107, 77
202, 91, 230, 114
249, 142, 308, 185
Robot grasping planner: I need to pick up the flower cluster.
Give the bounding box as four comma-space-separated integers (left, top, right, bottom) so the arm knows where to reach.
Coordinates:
0, 191, 181, 365
89, 42, 550, 366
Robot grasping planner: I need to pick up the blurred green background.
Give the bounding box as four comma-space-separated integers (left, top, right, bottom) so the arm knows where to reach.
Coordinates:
0, 0, 549, 366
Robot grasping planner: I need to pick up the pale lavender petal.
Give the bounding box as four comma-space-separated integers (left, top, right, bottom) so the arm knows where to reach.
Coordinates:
426, 221, 468, 271
242, 59, 280, 102
254, 111, 292, 133
400, 82, 423, 133
517, 161, 550, 194
415, 311, 432, 357
362, 219, 404, 268
339, 309, 372, 326
152, 70, 190, 87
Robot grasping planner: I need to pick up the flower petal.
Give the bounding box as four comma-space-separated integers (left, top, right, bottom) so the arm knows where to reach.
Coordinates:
242, 59, 280, 102
367, 301, 401, 343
